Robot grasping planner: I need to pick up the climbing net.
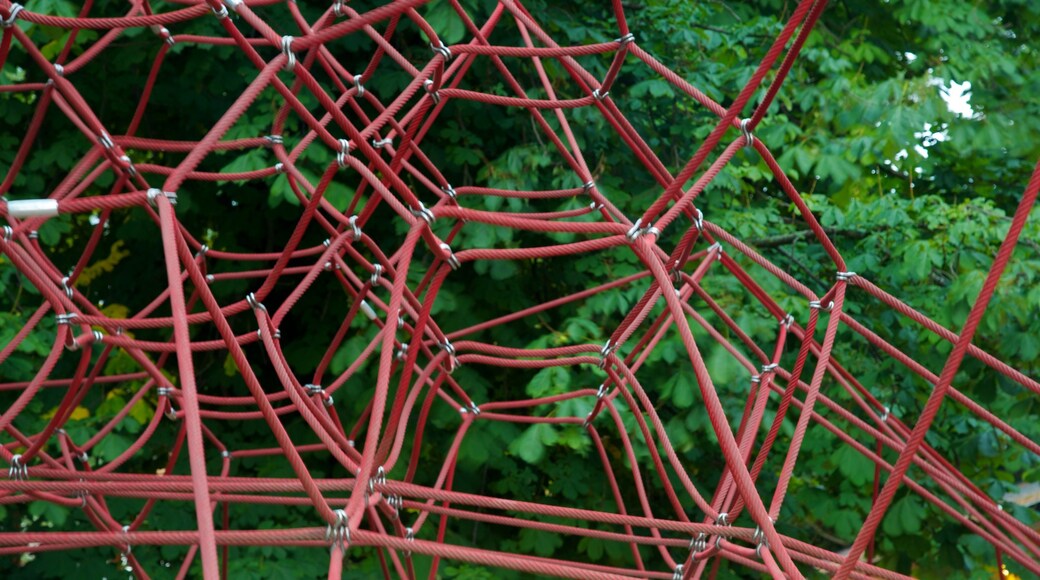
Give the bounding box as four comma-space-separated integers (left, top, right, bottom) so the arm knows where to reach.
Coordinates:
1, 0, 1038, 578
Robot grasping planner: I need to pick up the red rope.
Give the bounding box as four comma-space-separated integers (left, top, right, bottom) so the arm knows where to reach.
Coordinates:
1, 0, 1037, 578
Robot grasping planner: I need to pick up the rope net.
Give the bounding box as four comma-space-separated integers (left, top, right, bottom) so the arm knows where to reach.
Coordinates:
0, 0, 1038, 578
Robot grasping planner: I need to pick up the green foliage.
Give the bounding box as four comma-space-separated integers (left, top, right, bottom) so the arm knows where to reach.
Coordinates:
2, 0, 1039, 578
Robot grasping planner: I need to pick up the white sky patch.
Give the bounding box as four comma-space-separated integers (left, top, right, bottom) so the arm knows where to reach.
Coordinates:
904, 52, 973, 118
938, 80, 974, 118
913, 122, 949, 159
874, 54, 974, 173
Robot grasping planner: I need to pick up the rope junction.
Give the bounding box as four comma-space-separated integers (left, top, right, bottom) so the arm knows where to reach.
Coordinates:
1, 0, 1039, 578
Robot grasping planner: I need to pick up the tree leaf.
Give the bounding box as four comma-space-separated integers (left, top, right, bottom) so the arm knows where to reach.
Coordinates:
509, 424, 546, 464
882, 495, 925, 536
832, 444, 875, 487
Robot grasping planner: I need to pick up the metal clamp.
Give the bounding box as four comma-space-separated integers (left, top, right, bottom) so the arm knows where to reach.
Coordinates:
151, 25, 175, 46
625, 218, 660, 242
8, 198, 60, 219
596, 383, 610, 399
359, 300, 378, 321
351, 75, 364, 98
423, 79, 440, 104
119, 525, 134, 572
264, 134, 283, 146
670, 259, 685, 284
592, 88, 609, 101
740, 118, 754, 150
410, 202, 434, 224
599, 341, 614, 368
2, 225, 12, 242
61, 276, 74, 299
281, 36, 296, 71
8, 454, 27, 480
367, 466, 387, 495
56, 313, 77, 325
370, 263, 383, 285
672, 564, 684, 580
372, 137, 392, 149
689, 532, 708, 554
387, 494, 403, 517
256, 327, 280, 340
752, 517, 774, 558
302, 383, 333, 406
439, 243, 460, 270
754, 531, 769, 557
395, 343, 409, 361
430, 41, 452, 61
348, 215, 362, 240
1, 4, 24, 28
146, 188, 177, 206
402, 526, 415, 556
326, 509, 350, 550
246, 292, 265, 311
808, 299, 834, 312
625, 219, 643, 241
615, 32, 636, 45
441, 184, 457, 199
336, 139, 351, 168
714, 512, 730, 550
440, 340, 458, 361
692, 208, 704, 232
836, 271, 857, 281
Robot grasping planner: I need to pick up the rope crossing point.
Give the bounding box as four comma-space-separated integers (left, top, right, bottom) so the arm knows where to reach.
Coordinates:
0, 1, 1038, 579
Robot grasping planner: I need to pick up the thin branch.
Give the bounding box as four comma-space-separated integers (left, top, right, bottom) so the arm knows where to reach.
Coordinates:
689, 23, 733, 35
774, 246, 829, 290
746, 227, 871, 248
967, 204, 1040, 253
